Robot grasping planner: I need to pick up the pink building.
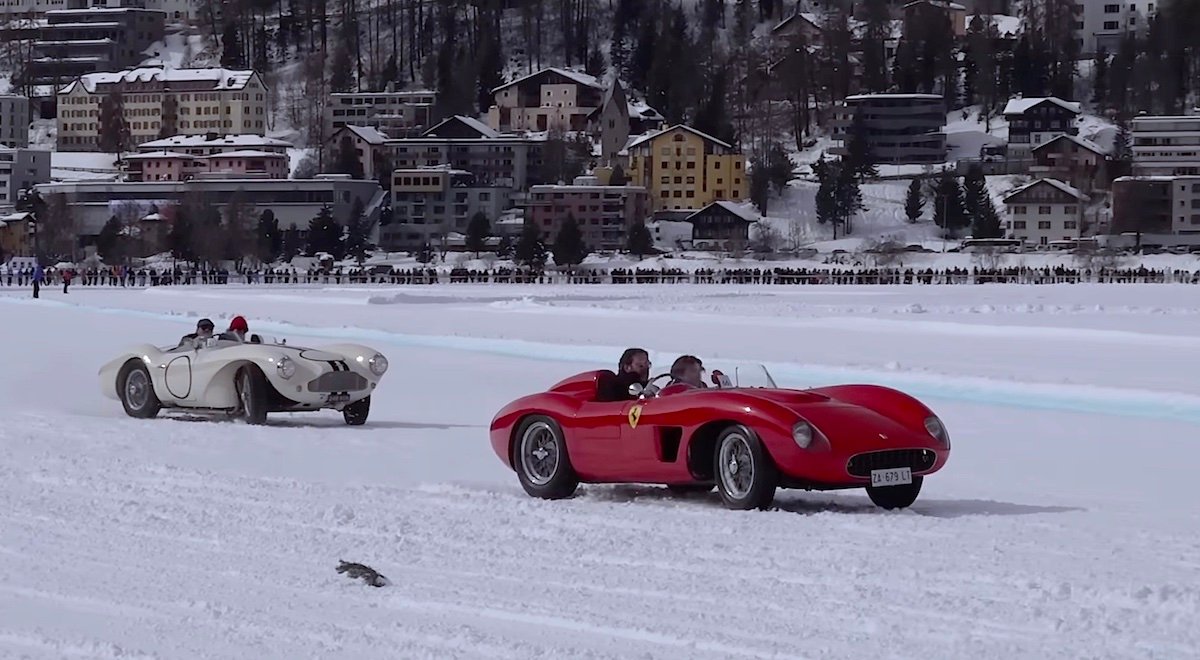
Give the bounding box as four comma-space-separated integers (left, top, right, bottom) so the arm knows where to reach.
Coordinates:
527, 175, 650, 250
125, 149, 289, 181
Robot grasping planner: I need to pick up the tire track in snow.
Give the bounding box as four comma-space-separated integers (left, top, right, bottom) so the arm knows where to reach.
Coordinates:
7, 295, 1200, 425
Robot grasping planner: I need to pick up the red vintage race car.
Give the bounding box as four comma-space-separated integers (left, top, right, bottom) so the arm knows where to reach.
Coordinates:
490, 366, 951, 510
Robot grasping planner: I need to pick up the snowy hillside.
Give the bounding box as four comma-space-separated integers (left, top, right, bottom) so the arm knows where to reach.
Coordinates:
1, 283, 1198, 658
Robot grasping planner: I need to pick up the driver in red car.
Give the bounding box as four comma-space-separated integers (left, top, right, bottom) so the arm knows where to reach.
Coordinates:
662, 355, 707, 395
597, 348, 651, 401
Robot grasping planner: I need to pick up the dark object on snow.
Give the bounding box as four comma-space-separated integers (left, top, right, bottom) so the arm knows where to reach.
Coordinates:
336, 560, 390, 587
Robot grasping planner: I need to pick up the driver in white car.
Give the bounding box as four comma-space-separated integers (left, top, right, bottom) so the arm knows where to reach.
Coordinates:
178, 318, 215, 348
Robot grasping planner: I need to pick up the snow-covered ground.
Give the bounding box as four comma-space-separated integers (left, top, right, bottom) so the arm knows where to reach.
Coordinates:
1, 284, 1197, 659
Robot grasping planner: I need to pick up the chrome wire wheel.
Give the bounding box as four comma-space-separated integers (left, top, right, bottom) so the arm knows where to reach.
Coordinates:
718, 431, 755, 499
520, 421, 560, 486
125, 369, 150, 411
238, 372, 252, 413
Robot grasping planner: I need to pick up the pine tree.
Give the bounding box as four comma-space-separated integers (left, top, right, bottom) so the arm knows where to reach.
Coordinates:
1111, 112, 1133, 179
845, 111, 878, 179
96, 216, 124, 264
220, 20, 245, 68
465, 211, 491, 256
334, 135, 364, 178
343, 199, 372, 264
306, 205, 343, 258
97, 93, 128, 155
255, 209, 281, 263
585, 46, 606, 78
963, 164, 1002, 238
609, 163, 627, 186
905, 178, 925, 223
749, 155, 772, 214
766, 142, 796, 195
1092, 48, 1109, 106
932, 171, 969, 236
552, 214, 587, 269
861, 0, 891, 92
168, 209, 195, 262
159, 93, 178, 138
281, 224, 301, 262
496, 235, 514, 259
415, 242, 436, 264
814, 156, 839, 230
834, 163, 862, 236
514, 222, 547, 267
626, 220, 654, 257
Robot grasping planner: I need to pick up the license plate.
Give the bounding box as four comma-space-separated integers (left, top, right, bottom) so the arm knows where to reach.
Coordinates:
326, 393, 351, 404
871, 467, 912, 487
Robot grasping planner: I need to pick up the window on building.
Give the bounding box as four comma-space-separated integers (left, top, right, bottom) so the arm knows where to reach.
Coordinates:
1038, 220, 1052, 229
1103, 20, 1119, 28
1064, 220, 1078, 229
1014, 221, 1027, 229
1104, 3, 1118, 11
1039, 205, 1052, 214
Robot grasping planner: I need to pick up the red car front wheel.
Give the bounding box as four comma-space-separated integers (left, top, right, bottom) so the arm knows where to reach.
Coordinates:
714, 425, 777, 510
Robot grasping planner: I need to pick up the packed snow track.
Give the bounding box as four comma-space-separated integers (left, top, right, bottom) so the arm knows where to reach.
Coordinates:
1, 284, 1197, 659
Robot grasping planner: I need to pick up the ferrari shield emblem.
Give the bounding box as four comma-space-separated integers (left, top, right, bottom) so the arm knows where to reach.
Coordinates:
628, 405, 643, 429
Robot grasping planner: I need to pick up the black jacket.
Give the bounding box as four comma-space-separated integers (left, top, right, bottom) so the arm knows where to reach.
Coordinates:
596, 370, 646, 402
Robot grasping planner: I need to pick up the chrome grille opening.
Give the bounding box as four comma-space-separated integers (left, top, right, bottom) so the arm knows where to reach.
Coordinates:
846, 449, 937, 477
307, 372, 368, 392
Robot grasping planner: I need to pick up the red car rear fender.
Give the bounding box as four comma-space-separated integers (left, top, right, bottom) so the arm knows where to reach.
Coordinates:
489, 392, 586, 468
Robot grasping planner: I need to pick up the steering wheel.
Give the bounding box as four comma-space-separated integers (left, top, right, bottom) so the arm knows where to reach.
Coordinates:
631, 373, 673, 399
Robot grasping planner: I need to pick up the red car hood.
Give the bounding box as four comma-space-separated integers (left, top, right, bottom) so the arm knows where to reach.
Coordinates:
738, 389, 933, 448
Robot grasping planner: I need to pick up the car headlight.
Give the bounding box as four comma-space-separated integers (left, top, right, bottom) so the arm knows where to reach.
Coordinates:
369, 353, 388, 376
924, 415, 949, 447
277, 356, 296, 380
793, 421, 813, 449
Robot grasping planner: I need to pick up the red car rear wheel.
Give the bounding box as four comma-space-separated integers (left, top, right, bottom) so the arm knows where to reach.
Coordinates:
514, 415, 579, 500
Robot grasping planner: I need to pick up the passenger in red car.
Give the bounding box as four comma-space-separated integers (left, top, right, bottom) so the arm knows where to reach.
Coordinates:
597, 348, 651, 401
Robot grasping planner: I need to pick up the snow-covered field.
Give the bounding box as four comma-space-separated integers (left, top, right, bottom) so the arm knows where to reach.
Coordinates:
1, 284, 1197, 659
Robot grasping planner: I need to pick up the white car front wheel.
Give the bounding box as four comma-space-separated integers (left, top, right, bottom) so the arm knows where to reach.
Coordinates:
118, 361, 160, 419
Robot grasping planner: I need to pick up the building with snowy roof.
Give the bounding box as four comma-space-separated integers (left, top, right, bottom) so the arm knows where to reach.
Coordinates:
1031, 134, 1111, 192
1131, 114, 1200, 177
382, 167, 512, 251
325, 89, 438, 140
1002, 178, 1088, 246
21, 7, 165, 88
56, 66, 267, 151
625, 124, 749, 212
1003, 97, 1081, 161
486, 67, 605, 133
831, 93, 948, 165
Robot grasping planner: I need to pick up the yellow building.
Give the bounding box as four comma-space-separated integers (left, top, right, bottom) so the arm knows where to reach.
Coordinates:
625, 125, 748, 212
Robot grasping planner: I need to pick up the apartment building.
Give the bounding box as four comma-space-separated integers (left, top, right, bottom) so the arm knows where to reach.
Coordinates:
382, 167, 511, 250
1168, 175, 1200, 234
1003, 97, 1081, 160
35, 174, 384, 236
0, 95, 30, 148
830, 93, 947, 165
486, 67, 604, 133
340, 115, 549, 191
0, 147, 51, 212
1111, 176, 1173, 234
526, 175, 650, 250
1002, 178, 1088, 245
1030, 134, 1110, 192
1077, 0, 1157, 56
57, 67, 267, 151
1132, 114, 1200, 176
325, 90, 437, 139
123, 149, 288, 181
625, 125, 749, 212
29, 8, 165, 87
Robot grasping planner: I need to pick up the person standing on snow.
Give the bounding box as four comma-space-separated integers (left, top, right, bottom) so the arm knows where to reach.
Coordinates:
32, 263, 43, 299
62, 269, 73, 294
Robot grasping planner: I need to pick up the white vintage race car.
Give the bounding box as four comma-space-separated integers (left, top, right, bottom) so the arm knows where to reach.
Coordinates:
99, 333, 389, 425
